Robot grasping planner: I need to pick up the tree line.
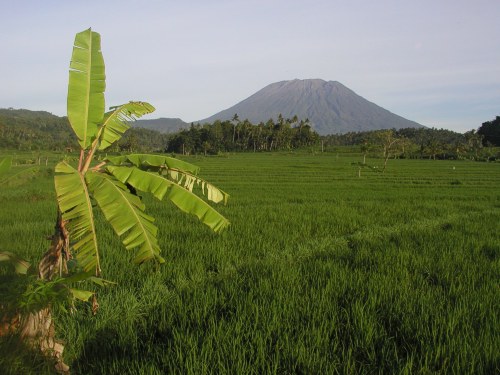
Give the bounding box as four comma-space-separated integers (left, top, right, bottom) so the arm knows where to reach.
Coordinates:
165, 114, 319, 154
1, 108, 498, 161
322, 123, 499, 162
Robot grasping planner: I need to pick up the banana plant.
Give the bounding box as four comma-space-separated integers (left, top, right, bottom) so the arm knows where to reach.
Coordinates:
44, 28, 229, 281
9, 28, 229, 372
0, 156, 111, 374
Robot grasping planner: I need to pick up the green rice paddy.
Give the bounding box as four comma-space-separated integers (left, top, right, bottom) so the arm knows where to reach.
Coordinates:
1, 152, 499, 374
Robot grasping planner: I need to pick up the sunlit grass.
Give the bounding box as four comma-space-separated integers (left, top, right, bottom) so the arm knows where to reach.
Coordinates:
1, 152, 499, 374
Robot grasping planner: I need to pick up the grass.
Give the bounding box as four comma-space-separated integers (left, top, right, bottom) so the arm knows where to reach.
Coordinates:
1, 151, 499, 374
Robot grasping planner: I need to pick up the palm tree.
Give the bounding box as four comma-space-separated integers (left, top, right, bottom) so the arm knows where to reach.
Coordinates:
231, 113, 240, 144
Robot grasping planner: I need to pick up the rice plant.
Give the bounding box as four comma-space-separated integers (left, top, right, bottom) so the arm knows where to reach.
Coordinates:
2, 152, 498, 374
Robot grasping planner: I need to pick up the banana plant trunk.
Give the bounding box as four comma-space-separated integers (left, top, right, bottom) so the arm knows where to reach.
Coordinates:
19, 212, 71, 373
0, 212, 71, 373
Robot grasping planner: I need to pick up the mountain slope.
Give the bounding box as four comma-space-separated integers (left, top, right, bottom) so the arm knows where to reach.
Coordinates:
132, 118, 189, 133
198, 79, 424, 135
0, 108, 76, 149
0, 108, 169, 152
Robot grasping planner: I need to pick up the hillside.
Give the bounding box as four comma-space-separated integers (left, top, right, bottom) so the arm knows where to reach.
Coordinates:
0, 108, 75, 150
132, 117, 189, 133
198, 79, 425, 135
0, 108, 168, 152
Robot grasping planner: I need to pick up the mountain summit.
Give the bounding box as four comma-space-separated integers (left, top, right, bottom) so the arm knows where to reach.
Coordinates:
198, 79, 424, 135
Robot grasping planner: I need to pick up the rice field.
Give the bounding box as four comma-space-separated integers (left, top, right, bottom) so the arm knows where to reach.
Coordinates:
1, 151, 499, 374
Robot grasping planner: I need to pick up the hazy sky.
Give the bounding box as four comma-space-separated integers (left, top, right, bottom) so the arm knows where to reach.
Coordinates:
1, 0, 499, 132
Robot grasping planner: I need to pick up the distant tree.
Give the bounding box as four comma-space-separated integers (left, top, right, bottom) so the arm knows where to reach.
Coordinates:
118, 127, 169, 153
231, 113, 240, 144
398, 136, 415, 159
164, 115, 319, 154
359, 134, 375, 164
120, 132, 138, 152
321, 127, 467, 160
477, 116, 500, 146
201, 141, 211, 156
372, 130, 399, 172
425, 139, 442, 160
464, 130, 484, 160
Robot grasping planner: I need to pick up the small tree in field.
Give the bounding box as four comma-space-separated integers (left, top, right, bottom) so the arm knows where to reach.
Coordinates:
360, 136, 374, 164
373, 129, 400, 172
3, 28, 230, 372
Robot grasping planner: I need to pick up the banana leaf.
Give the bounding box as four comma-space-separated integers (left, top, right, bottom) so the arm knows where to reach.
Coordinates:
67, 28, 105, 149
107, 166, 229, 232
54, 161, 100, 273
86, 171, 165, 264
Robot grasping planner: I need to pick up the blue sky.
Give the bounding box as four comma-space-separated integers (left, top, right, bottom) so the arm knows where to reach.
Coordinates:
1, 0, 499, 132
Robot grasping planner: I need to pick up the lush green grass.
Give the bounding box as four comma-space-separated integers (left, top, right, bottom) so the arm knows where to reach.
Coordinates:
1, 152, 499, 374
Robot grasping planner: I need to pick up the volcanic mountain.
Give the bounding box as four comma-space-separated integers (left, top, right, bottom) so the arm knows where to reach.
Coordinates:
198, 79, 424, 135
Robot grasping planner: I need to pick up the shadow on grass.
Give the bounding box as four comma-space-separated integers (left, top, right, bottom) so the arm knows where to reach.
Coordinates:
0, 334, 58, 375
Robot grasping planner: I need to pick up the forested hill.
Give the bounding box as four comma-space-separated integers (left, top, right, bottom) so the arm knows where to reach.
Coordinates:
0, 108, 75, 150
133, 117, 190, 133
0, 108, 169, 152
